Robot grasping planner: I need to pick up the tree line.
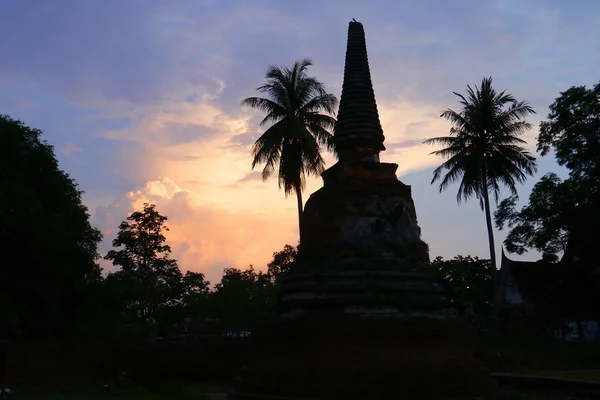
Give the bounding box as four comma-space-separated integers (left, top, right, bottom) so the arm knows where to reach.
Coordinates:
243, 61, 599, 321
1, 62, 598, 339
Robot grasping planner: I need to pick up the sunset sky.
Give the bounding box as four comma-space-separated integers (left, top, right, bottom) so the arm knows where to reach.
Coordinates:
1, 0, 599, 285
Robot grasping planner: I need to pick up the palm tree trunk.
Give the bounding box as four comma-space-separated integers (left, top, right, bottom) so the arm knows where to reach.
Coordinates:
482, 189, 499, 319
295, 182, 304, 242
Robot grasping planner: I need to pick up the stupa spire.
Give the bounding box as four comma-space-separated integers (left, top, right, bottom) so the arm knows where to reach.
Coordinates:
230, 21, 497, 400
334, 21, 385, 162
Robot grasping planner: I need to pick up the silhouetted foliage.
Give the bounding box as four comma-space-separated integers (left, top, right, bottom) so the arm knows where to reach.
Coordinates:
537, 82, 600, 183
424, 77, 538, 315
179, 270, 211, 317
99, 216, 298, 339
104, 203, 210, 337
105, 204, 183, 322
495, 173, 571, 261
267, 243, 298, 283
205, 244, 298, 332
207, 266, 276, 333
241, 59, 338, 237
495, 82, 600, 264
0, 115, 103, 338
429, 256, 494, 316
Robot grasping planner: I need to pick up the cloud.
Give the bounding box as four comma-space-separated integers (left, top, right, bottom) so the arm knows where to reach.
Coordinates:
3, 0, 596, 140
3, 0, 599, 272
0, 1, 234, 107
227, 132, 259, 148
90, 95, 459, 284
94, 177, 297, 285
0, 98, 31, 109
99, 84, 465, 198
387, 140, 425, 150
98, 95, 250, 144
88, 93, 463, 283
238, 171, 263, 183
59, 142, 83, 157
0, 0, 579, 115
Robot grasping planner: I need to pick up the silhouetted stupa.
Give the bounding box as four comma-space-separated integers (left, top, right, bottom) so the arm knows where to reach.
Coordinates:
229, 21, 497, 400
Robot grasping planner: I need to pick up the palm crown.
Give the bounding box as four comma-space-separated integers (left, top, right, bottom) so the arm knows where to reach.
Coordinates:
425, 77, 538, 206
241, 59, 338, 237
242, 58, 338, 195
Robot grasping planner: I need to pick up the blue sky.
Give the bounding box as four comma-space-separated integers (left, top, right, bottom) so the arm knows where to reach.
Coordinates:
1, 0, 598, 284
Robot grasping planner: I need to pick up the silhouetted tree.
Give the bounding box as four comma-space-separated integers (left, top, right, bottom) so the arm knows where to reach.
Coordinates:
0, 115, 102, 338
267, 244, 298, 283
105, 203, 184, 325
179, 271, 211, 315
424, 77, 537, 316
205, 244, 300, 332
496, 82, 600, 265
495, 173, 571, 261
208, 267, 275, 333
429, 256, 494, 316
241, 59, 338, 238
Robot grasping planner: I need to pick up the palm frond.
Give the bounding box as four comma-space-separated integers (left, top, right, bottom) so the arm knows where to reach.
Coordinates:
256, 81, 292, 110
299, 128, 325, 176
264, 64, 289, 85
306, 121, 336, 153
440, 109, 468, 128
259, 110, 287, 127
243, 59, 337, 201
250, 120, 286, 170
278, 139, 304, 195
426, 76, 538, 208
299, 94, 338, 115
259, 147, 280, 181
241, 97, 287, 116
295, 77, 324, 107
505, 101, 536, 119
424, 135, 462, 149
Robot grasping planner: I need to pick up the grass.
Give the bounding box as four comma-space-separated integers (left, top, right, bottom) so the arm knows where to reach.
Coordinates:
10, 382, 229, 400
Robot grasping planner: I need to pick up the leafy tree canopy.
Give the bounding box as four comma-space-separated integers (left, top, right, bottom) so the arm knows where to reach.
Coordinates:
0, 115, 102, 337
208, 267, 275, 333
537, 82, 600, 183
494, 173, 571, 261
205, 243, 299, 333
495, 82, 600, 263
267, 244, 297, 282
104, 203, 209, 327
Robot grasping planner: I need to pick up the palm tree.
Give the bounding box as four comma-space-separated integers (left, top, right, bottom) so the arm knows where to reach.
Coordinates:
241, 59, 338, 239
424, 77, 538, 316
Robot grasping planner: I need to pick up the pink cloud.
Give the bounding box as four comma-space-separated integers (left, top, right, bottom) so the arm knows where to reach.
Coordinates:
94, 178, 297, 285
